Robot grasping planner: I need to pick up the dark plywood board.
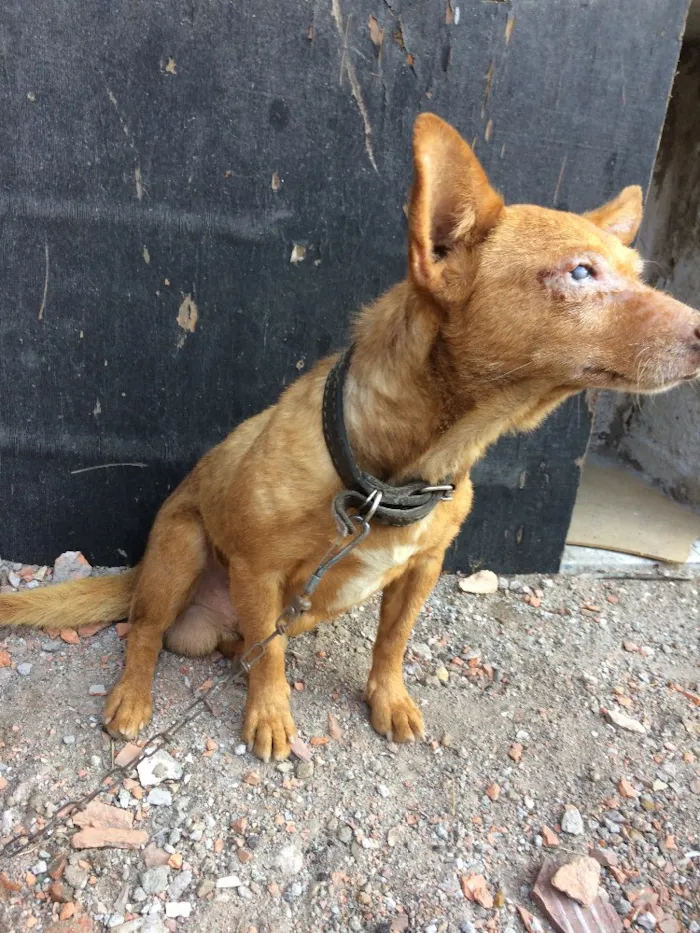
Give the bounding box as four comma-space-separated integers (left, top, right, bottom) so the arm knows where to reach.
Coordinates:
0, 0, 689, 571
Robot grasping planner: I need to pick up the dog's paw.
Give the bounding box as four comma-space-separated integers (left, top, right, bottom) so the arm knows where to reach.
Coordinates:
242, 695, 297, 762
366, 682, 425, 743
103, 678, 153, 740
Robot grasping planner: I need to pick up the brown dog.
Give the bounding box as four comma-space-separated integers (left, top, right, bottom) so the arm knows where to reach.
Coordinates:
1, 114, 698, 761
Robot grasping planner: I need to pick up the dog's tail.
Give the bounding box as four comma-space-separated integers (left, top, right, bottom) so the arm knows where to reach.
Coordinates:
0, 568, 140, 630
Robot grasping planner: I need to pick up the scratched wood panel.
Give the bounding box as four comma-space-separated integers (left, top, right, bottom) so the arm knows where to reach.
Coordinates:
0, 0, 689, 572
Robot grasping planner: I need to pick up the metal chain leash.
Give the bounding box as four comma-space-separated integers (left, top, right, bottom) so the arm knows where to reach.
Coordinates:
0, 491, 381, 862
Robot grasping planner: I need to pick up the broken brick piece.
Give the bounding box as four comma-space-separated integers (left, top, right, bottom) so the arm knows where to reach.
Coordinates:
618, 778, 638, 798
73, 800, 133, 830
517, 906, 544, 933
551, 856, 601, 907
114, 743, 142, 768
589, 847, 619, 869
59, 629, 81, 645
460, 873, 494, 909
78, 621, 112, 637
532, 861, 622, 933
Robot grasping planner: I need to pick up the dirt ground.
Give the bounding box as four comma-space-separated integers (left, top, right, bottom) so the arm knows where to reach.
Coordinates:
0, 558, 698, 933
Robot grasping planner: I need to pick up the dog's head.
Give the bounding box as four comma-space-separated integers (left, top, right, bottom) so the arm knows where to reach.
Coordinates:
408, 114, 700, 395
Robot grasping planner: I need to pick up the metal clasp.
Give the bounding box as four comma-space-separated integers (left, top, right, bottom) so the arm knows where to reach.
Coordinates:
420, 484, 455, 501
360, 489, 383, 521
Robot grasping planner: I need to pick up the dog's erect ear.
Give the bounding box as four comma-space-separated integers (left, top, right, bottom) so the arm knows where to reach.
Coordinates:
583, 185, 643, 246
408, 113, 504, 290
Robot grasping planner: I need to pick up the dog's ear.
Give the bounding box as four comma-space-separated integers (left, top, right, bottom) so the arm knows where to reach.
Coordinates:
408, 113, 504, 291
583, 185, 643, 246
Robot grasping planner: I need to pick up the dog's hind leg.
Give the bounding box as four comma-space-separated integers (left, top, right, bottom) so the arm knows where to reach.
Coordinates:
103, 496, 207, 740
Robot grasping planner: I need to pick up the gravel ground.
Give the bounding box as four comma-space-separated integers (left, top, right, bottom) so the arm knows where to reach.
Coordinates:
0, 556, 698, 933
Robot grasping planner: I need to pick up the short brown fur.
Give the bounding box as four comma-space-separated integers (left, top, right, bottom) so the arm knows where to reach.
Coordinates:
2, 115, 699, 760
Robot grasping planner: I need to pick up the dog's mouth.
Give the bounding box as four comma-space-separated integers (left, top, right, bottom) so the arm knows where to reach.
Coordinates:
583, 364, 700, 390
582, 365, 627, 383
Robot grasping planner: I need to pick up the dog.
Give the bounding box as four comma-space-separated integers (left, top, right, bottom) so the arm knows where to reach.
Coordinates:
1, 114, 698, 762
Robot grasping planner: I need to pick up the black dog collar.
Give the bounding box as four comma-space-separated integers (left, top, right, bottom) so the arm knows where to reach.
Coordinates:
321, 346, 453, 527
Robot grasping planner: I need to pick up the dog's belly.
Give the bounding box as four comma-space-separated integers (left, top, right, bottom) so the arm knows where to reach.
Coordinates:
174, 540, 420, 646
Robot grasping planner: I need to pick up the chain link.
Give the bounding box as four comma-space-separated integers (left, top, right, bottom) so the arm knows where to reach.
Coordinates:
0, 492, 375, 862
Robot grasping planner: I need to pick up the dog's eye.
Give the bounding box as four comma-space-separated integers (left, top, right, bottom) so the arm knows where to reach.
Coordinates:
570, 264, 593, 281
433, 244, 449, 261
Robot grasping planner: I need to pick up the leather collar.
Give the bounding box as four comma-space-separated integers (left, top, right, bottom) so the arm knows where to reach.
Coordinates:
322, 346, 453, 527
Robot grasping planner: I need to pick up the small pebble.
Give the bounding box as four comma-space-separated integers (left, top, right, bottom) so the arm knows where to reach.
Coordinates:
147, 788, 173, 807
561, 807, 584, 835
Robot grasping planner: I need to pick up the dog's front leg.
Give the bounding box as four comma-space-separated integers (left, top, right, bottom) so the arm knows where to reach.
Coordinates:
232, 564, 296, 762
365, 555, 442, 743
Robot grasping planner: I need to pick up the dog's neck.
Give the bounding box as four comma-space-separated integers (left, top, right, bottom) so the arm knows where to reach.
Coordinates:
346, 282, 573, 485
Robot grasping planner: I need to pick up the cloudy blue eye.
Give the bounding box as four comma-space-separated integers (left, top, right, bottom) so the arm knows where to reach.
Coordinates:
571, 264, 593, 281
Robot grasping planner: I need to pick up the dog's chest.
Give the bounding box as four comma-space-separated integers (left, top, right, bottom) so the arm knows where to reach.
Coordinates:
329, 540, 419, 612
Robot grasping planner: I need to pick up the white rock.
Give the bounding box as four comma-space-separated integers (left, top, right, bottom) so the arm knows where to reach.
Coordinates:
17, 663, 32, 676
275, 843, 304, 875
165, 902, 191, 919
109, 921, 144, 933
604, 709, 647, 734
458, 569, 499, 594
561, 807, 585, 835
216, 875, 242, 889
637, 913, 656, 931
147, 788, 172, 807
137, 750, 183, 787
411, 642, 432, 661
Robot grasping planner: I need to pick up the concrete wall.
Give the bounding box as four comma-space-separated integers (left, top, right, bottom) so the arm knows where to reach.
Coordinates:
592, 42, 700, 506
